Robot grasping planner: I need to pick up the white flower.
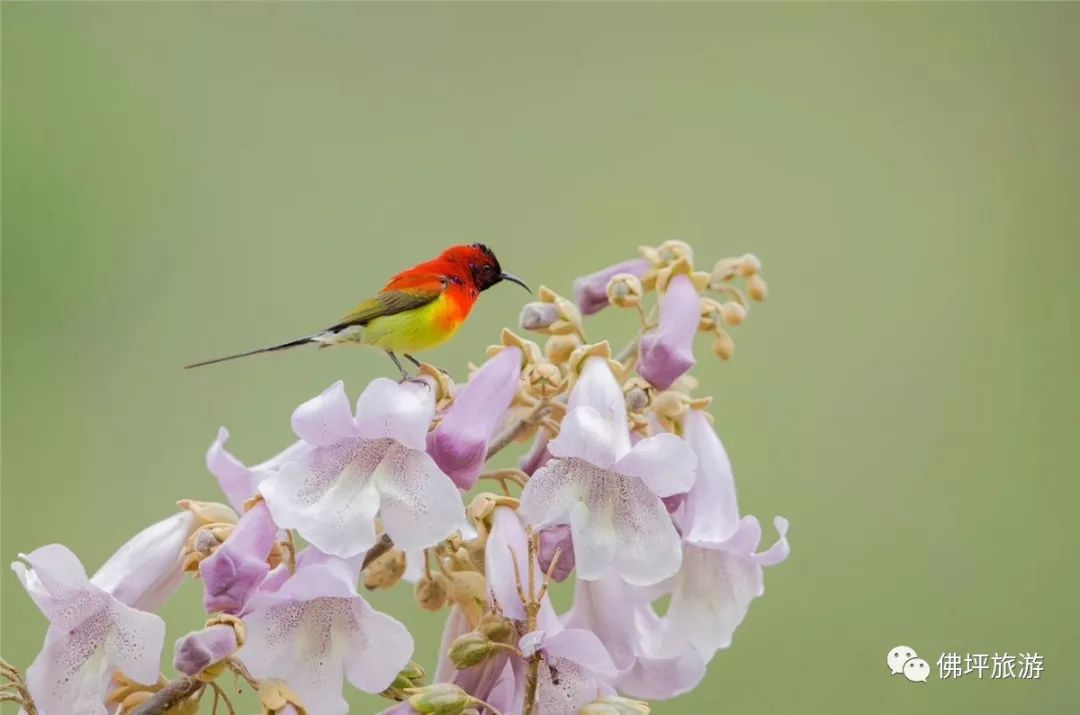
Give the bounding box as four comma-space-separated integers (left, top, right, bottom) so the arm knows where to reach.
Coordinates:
258, 379, 467, 558
520, 356, 696, 585
12, 545, 165, 715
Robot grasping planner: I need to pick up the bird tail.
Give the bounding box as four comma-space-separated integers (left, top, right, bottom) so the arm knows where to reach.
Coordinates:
184, 335, 318, 369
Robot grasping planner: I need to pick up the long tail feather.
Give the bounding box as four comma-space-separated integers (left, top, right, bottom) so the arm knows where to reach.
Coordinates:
184, 335, 317, 369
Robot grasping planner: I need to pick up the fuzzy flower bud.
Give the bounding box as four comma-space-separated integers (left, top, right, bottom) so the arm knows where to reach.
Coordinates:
580, 696, 652, 714
738, 252, 762, 276
638, 273, 699, 390
363, 547, 407, 590
605, 273, 644, 308
519, 301, 559, 332
537, 524, 575, 582
574, 258, 651, 315
544, 332, 582, 365
406, 683, 474, 715
747, 274, 768, 301
448, 631, 497, 669
414, 571, 450, 611
713, 329, 735, 360
623, 377, 653, 413
382, 661, 427, 701
476, 612, 516, 646
173, 621, 241, 676
721, 301, 747, 325
523, 361, 564, 400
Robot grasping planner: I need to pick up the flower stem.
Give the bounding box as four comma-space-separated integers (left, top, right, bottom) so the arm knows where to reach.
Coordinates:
486, 402, 550, 459
129, 678, 204, 715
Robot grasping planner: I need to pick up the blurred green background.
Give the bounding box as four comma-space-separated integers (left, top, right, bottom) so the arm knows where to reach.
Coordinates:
2, 3, 1078, 713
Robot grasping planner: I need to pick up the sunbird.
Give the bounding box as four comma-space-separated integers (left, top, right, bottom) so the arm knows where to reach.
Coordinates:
185, 243, 530, 378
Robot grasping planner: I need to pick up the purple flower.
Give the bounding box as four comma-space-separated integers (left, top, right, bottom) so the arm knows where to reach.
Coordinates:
428, 347, 522, 489
238, 550, 413, 715
654, 410, 790, 659
11, 545, 166, 714
520, 355, 696, 585
563, 575, 706, 700
90, 510, 197, 612
200, 500, 278, 614
573, 259, 651, 316
258, 379, 467, 558
174, 623, 239, 676
537, 525, 575, 583
637, 273, 698, 391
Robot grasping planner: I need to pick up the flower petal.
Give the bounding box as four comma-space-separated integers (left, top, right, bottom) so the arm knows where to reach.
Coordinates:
485, 507, 559, 626
207, 427, 257, 512
259, 439, 384, 558
342, 599, 414, 693
13, 544, 93, 624
91, 511, 196, 612
680, 410, 741, 544
354, 378, 435, 451
547, 407, 619, 469
174, 623, 239, 676
567, 357, 631, 459
519, 459, 587, 532
200, 501, 278, 614
374, 445, 468, 552
536, 655, 601, 715
106, 600, 167, 684
614, 433, 697, 498
292, 381, 358, 446
637, 273, 698, 391
543, 629, 618, 682
428, 347, 521, 489
754, 516, 791, 566
573, 258, 651, 315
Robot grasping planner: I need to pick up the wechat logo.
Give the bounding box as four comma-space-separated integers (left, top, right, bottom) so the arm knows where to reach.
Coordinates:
887, 645, 930, 683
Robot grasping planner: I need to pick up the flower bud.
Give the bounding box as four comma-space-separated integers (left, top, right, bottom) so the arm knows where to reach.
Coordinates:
738, 252, 762, 276
406, 683, 474, 715
258, 679, 307, 714
747, 274, 768, 301
623, 377, 652, 413
712, 329, 735, 360
414, 571, 450, 611
448, 631, 497, 669
537, 525, 575, 582
519, 301, 560, 332
657, 239, 693, 265
523, 362, 564, 400
544, 332, 582, 365
476, 612, 516, 645
579, 696, 652, 714
178, 500, 239, 526
182, 523, 232, 573
698, 297, 722, 332
605, 273, 644, 308
710, 258, 740, 285
363, 548, 407, 590
446, 570, 488, 624
574, 258, 651, 315
721, 301, 747, 325
382, 660, 427, 701
173, 622, 241, 676
651, 390, 688, 421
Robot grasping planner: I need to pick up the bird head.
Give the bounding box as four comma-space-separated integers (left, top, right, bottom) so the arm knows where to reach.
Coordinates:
443, 243, 530, 294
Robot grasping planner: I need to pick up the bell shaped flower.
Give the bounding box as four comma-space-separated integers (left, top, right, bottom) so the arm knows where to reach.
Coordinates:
200, 500, 278, 614
239, 550, 413, 715
90, 509, 200, 612
573, 258, 651, 315
258, 379, 467, 558
11, 544, 166, 715
655, 409, 790, 661
637, 273, 698, 391
563, 575, 706, 701
428, 347, 522, 489
520, 355, 696, 586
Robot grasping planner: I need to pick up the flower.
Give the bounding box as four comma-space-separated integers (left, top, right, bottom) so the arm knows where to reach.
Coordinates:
428, 347, 522, 489
207, 427, 311, 513
258, 379, 467, 558
12, 544, 166, 714
573, 259, 652, 315
239, 549, 414, 715
90, 509, 200, 612
520, 355, 696, 585
654, 409, 790, 660
537, 525, 575, 583
637, 273, 698, 391
174, 621, 240, 676
199, 500, 279, 614
563, 575, 705, 701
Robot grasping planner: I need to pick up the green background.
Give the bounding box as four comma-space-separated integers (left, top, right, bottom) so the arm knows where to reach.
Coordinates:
2, 3, 1077, 713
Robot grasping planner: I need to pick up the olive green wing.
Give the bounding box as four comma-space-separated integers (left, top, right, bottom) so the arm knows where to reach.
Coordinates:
328, 283, 444, 332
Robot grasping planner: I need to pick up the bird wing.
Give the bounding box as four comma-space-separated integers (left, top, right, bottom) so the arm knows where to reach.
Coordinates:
329, 278, 445, 331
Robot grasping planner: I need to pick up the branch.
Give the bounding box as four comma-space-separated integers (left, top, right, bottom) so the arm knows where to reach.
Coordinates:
129, 678, 203, 715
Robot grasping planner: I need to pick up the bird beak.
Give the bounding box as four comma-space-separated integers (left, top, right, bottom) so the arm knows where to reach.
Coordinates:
500, 272, 532, 294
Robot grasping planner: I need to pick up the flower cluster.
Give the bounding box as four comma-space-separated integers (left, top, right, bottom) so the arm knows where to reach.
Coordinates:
3, 241, 788, 715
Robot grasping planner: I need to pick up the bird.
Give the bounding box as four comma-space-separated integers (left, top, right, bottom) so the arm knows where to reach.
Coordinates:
185, 243, 530, 379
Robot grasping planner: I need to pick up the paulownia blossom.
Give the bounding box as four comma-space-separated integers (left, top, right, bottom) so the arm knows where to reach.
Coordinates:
239, 549, 414, 715
11, 545, 166, 715
520, 354, 696, 586
258, 378, 467, 558
637, 273, 698, 391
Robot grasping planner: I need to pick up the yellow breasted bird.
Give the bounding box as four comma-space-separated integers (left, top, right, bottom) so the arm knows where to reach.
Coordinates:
185, 244, 530, 378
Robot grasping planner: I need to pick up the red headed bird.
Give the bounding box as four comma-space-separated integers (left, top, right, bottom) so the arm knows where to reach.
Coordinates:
185, 244, 530, 378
